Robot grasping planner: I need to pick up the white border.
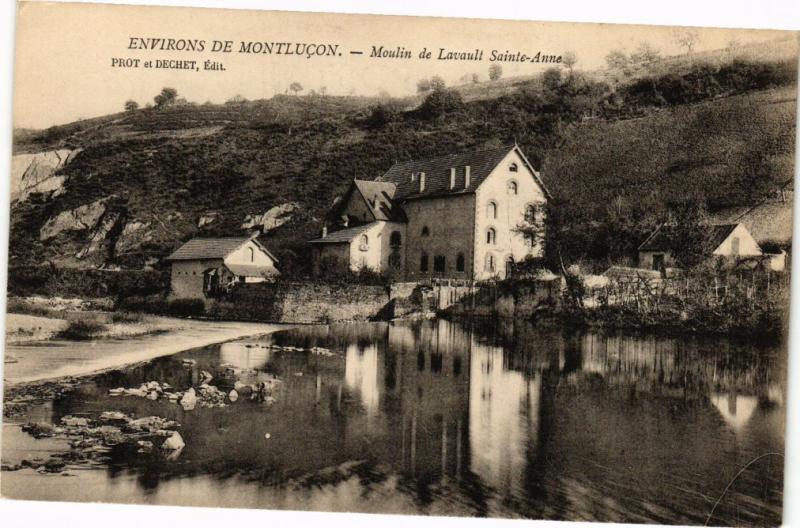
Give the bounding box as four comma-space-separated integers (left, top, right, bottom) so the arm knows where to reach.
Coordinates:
1, 2, 798, 528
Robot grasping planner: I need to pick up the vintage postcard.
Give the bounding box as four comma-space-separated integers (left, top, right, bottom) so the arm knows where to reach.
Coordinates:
2, 1, 798, 525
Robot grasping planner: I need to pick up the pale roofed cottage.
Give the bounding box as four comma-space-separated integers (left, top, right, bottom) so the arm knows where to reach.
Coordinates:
310, 144, 551, 280
166, 236, 279, 298
638, 223, 762, 272
709, 180, 793, 271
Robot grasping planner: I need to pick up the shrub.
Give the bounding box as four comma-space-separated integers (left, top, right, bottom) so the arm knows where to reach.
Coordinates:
417, 88, 464, 119
166, 298, 206, 317
57, 320, 105, 340
110, 311, 145, 323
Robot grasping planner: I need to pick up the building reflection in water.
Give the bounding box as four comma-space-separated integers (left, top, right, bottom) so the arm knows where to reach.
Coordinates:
219, 341, 271, 370
469, 340, 540, 496
330, 318, 783, 521
344, 343, 380, 420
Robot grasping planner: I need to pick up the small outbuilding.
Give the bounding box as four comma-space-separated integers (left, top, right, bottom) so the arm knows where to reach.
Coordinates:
166, 236, 279, 298
638, 223, 762, 271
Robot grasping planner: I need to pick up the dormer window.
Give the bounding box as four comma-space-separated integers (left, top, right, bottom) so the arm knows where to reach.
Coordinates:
509, 162, 518, 172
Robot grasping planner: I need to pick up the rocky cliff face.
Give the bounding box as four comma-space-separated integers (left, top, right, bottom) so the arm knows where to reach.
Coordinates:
37, 196, 141, 265
241, 202, 299, 232
11, 149, 81, 202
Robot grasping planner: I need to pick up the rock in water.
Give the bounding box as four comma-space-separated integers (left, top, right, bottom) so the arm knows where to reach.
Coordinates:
180, 388, 197, 411
228, 389, 239, 402
161, 431, 185, 451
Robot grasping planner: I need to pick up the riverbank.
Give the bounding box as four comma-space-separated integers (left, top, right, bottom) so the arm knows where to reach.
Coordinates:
3, 317, 288, 385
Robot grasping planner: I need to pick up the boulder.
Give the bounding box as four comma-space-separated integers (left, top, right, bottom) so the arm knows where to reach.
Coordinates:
11, 148, 81, 203
115, 220, 153, 255
61, 416, 89, 427
40, 198, 110, 241
179, 388, 197, 411
76, 210, 125, 260
161, 431, 185, 451
198, 211, 221, 228
241, 202, 299, 232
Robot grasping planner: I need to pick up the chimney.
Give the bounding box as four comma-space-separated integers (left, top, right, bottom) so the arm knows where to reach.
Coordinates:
322, 226, 328, 238
464, 165, 471, 188
449, 167, 456, 189
419, 171, 426, 193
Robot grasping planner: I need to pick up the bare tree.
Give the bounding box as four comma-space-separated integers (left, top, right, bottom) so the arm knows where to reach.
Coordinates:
416, 78, 432, 93
562, 51, 578, 74
488, 64, 503, 81
631, 42, 661, 64
727, 39, 742, 60
226, 94, 247, 105
605, 49, 629, 70
674, 29, 701, 59
429, 75, 446, 91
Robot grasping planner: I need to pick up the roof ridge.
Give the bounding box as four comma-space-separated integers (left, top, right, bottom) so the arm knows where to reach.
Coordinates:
386, 144, 515, 168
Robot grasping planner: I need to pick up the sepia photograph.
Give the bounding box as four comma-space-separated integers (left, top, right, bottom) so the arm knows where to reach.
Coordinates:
2, 1, 799, 526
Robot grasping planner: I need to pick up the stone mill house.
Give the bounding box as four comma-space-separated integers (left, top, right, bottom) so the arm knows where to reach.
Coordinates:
309, 144, 551, 281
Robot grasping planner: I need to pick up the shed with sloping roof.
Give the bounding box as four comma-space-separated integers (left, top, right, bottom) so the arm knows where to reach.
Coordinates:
166, 236, 279, 298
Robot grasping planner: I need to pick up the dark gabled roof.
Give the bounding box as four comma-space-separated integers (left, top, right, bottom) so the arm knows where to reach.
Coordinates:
309, 222, 377, 244
166, 236, 278, 262
376, 144, 550, 200
352, 179, 406, 222
638, 224, 739, 253
710, 199, 793, 245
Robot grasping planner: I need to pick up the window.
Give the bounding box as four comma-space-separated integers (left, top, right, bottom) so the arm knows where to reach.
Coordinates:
524, 233, 534, 248
486, 228, 496, 245
390, 231, 402, 247
433, 255, 446, 273
509, 162, 518, 172
525, 204, 536, 223
487, 201, 498, 219
359, 234, 369, 251
505, 256, 514, 276
388, 252, 401, 269
508, 180, 518, 195
652, 254, 665, 272
420, 253, 429, 272
421, 226, 430, 237
731, 237, 740, 256
247, 246, 255, 262
484, 253, 495, 273
456, 253, 465, 272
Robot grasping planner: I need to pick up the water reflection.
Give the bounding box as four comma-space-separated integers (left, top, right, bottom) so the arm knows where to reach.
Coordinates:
2, 319, 785, 524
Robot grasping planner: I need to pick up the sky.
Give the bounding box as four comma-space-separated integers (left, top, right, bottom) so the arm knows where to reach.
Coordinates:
13, 1, 796, 129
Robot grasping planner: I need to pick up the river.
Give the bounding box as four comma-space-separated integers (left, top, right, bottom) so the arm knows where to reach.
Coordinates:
1, 319, 786, 524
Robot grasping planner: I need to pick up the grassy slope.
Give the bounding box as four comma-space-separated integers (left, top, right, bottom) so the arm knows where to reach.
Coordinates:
10, 63, 797, 271
547, 86, 797, 221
